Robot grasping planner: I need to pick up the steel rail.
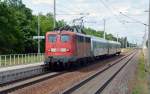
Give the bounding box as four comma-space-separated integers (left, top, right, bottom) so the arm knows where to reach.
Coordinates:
0, 71, 66, 94
95, 51, 137, 94
62, 50, 136, 94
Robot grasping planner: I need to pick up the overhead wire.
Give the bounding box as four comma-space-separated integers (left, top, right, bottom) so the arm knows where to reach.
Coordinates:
56, 0, 98, 25
102, 1, 149, 41
97, 0, 136, 31
97, 0, 125, 24
119, 12, 148, 26
102, 0, 147, 26
102, 0, 148, 44
95, 0, 139, 41
56, 0, 86, 16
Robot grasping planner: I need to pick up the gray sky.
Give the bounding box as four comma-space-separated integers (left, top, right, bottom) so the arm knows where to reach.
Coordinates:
22, 0, 148, 44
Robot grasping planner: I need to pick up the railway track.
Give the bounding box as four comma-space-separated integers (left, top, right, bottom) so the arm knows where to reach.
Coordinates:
62, 50, 137, 94
0, 51, 134, 94
0, 71, 66, 94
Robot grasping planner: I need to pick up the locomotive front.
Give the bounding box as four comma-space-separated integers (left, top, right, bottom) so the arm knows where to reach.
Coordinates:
45, 31, 76, 65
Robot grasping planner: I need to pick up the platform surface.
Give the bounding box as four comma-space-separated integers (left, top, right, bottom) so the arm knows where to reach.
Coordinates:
0, 62, 43, 72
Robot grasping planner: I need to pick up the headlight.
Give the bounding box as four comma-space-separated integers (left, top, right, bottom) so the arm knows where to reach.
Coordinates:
50, 48, 56, 52
60, 48, 70, 52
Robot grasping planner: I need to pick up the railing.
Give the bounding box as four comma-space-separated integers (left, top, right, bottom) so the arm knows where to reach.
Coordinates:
0, 53, 44, 67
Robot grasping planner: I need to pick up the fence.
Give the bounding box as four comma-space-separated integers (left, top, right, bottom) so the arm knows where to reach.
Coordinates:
0, 53, 44, 67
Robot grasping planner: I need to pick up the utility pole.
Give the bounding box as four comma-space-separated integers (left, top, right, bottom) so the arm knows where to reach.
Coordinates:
38, 14, 40, 53
148, 0, 150, 66
53, 0, 56, 29
117, 34, 119, 42
143, 25, 147, 48
103, 19, 106, 39
124, 37, 127, 48
126, 39, 128, 48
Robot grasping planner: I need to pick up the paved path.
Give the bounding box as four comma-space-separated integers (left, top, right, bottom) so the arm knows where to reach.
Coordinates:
0, 62, 43, 72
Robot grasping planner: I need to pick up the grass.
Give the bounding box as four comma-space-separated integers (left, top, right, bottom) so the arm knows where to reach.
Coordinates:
132, 52, 149, 94
121, 48, 133, 53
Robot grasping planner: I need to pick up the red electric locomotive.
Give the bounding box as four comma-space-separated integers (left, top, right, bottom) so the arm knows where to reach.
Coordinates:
45, 30, 91, 67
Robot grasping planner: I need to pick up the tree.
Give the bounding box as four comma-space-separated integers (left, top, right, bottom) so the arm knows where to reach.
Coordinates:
38, 13, 54, 35
56, 20, 66, 28
106, 34, 117, 41
0, 1, 22, 54
0, 0, 36, 54
83, 28, 104, 38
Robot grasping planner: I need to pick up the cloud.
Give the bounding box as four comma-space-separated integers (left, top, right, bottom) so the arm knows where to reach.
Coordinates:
110, 2, 131, 14
73, 0, 87, 3
22, 0, 147, 44
31, 0, 53, 5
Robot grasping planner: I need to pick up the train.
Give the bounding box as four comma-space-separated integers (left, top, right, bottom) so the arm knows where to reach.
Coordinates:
44, 30, 121, 68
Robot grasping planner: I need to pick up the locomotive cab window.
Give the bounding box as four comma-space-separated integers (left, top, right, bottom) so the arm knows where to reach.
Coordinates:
48, 35, 56, 43
61, 35, 70, 42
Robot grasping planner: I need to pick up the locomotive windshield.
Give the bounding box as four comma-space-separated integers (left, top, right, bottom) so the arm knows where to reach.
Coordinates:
48, 35, 56, 43
61, 35, 70, 42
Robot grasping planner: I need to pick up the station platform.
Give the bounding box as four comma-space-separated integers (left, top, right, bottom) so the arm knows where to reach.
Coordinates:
0, 62, 43, 72
0, 62, 45, 84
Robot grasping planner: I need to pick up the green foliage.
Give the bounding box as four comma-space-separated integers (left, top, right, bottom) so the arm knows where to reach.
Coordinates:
0, 0, 38, 54
56, 20, 66, 28
106, 34, 117, 41
0, 0, 67, 54
132, 53, 149, 94
38, 13, 54, 35
83, 28, 103, 38
132, 86, 142, 94
83, 27, 117, 41
0, 0, 23, 54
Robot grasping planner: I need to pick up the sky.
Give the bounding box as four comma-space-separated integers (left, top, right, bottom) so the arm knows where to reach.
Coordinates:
22, 0, 149, 45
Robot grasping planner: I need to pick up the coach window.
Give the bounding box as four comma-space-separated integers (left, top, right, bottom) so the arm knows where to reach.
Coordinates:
61, 35, 70, 42
85, 37, 90, 43
80, 36, 84, 42
48, 35, 56, 43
